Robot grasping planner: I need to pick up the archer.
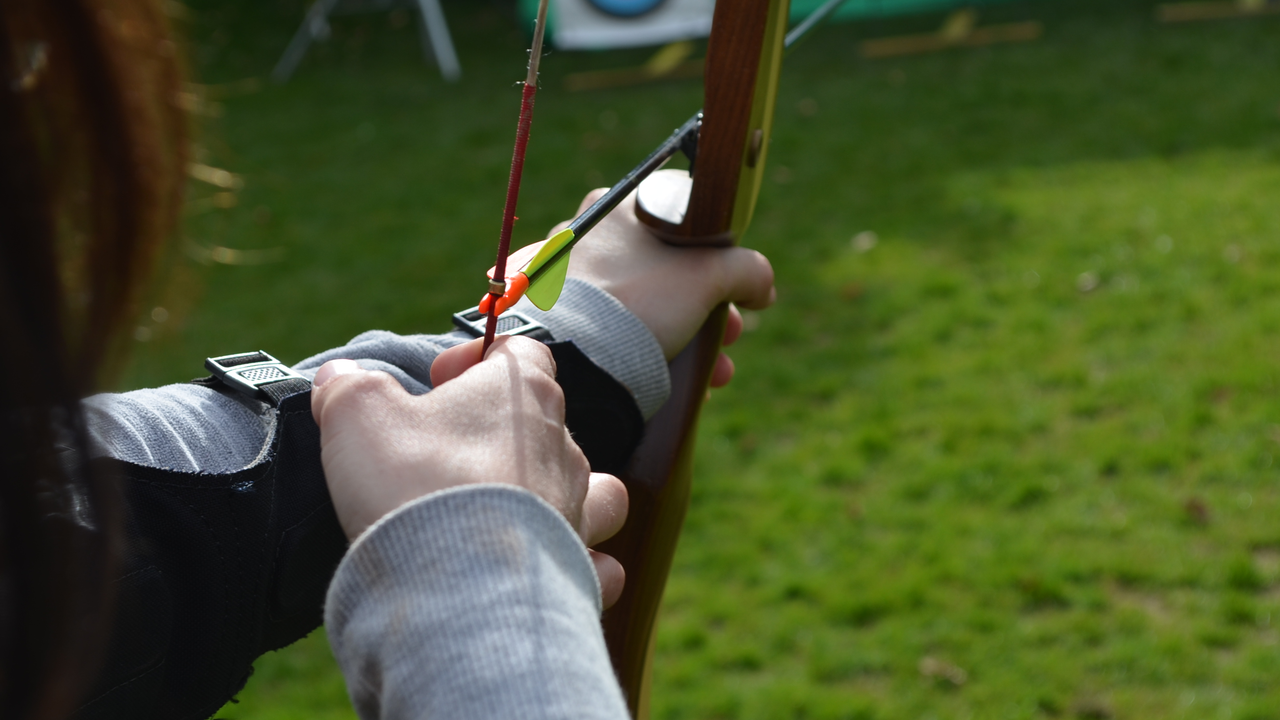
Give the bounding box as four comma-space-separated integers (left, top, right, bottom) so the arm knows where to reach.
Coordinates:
0, 1, 774, 719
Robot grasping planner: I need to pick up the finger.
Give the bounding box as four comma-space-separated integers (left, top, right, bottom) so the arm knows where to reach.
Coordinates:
724, 304, 744, 347
709, 352, 735, 389
591, 550, 626, 609
432, 335, 559, 388
430, 338, 486, 387
311, 359, 373, 426
580, 473, 628, 546
310, 367, 403, 456
715, 248, 776, 310
484, 335, 559, 381
576, 187, 609, 216
313, 358, 365, 388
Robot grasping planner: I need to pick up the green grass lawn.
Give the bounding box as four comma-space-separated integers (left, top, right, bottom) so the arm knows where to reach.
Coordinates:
129, 1, 1280, 718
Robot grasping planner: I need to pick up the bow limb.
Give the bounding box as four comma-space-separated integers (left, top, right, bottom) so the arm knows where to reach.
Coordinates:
594, 1, 790, 716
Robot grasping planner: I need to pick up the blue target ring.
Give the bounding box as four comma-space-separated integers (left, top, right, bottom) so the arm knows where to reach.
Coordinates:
585, 0, 667, 18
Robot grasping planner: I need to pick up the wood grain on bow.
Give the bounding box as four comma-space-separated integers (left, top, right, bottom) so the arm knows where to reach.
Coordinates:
594, 1, 790, 716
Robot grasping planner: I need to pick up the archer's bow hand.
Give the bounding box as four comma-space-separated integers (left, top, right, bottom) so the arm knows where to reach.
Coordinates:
560, 174, 776, 367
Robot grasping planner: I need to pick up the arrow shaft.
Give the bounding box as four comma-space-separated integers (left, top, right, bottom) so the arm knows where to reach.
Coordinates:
484, 0, 551, 354
521, 0, 845, 291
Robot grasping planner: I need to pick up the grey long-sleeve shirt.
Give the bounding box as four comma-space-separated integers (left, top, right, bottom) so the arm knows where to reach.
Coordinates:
326, 485, 630, 719
84, 279, 661, 719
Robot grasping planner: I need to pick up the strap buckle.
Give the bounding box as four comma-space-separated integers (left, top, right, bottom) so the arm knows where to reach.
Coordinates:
452, 306, 553, 342
205, 351, 309, 402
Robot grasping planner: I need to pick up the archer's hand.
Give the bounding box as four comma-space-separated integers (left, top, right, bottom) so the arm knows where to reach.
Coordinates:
311, 336, 628, 607
560, 170, 776, 388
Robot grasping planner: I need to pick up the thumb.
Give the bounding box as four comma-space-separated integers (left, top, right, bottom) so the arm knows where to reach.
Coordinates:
313, 358, 365, 389
310, 358, 368, 425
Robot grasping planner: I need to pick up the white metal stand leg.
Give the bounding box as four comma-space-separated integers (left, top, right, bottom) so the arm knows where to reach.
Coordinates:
271, 0, 341, 83
271, 0, 461, 83
416, 0, 462, 81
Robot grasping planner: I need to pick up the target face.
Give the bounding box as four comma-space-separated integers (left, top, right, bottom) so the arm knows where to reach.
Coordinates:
552, 0, 713, 50
585, 0, 667, 16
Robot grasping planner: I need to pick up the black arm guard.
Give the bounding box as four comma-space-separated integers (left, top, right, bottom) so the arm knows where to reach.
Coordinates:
74, 340, 645, 720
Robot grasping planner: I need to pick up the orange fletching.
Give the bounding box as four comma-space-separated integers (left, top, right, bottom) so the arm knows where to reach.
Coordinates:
477, 272, 530, 316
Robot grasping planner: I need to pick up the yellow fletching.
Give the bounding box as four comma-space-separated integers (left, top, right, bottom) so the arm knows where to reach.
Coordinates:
525, 228, 574, 275
527, 252, 569, 310
525, 228, 575, 310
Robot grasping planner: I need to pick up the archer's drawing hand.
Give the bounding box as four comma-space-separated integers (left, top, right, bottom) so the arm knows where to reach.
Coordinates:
311, 336, 628, 607
559, 170, 776, 388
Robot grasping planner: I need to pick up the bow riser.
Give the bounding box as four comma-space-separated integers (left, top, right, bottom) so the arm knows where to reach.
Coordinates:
598, 305, 726, 718
598, 0, 790, 716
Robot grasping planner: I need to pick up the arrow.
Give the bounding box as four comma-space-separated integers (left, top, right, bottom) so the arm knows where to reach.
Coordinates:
481, 0, 551, 355
478, 0, 849, 319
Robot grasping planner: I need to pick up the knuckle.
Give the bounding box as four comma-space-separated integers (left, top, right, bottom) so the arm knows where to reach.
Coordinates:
355, 369, 399, 395
533, 372, 566, 413
323, 371, 397, 412
507, 334, 544, 355
567, 437, 591, 478
512, 338, 557, 378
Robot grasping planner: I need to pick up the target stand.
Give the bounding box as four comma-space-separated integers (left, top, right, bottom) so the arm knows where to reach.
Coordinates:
272, 0, 461, 83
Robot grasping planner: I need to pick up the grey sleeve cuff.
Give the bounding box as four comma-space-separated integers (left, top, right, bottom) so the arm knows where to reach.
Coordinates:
324, 485, 629, 720
291, 279, 671, 419
515, 277, 671, 419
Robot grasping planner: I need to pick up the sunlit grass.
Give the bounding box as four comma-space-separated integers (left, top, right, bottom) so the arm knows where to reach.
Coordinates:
673, 148, 1280, 720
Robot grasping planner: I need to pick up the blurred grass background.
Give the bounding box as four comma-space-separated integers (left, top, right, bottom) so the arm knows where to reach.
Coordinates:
126, 0, 1280, 718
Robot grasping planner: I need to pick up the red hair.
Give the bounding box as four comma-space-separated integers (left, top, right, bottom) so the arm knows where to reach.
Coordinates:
0, 0, 187, 716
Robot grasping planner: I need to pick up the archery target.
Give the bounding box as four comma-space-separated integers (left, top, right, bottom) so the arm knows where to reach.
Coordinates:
552, 0, 715, 50
586, 0, 667, 17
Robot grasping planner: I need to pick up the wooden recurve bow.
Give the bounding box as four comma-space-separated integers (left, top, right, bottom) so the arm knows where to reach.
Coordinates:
595, 0, 791, 716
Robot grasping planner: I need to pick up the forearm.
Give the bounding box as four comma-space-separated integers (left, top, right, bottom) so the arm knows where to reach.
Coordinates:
298, 279, 669, 417
325, 485, 629, 720
85, 279, 669, 474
